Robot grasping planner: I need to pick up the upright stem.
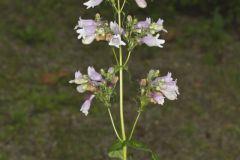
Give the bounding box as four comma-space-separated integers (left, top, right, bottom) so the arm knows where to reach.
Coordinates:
117, 0, 127, 160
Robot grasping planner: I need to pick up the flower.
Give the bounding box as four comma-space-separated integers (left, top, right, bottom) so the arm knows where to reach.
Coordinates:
150, 18, 167, 33
151, 92, 165, 105
75, 17, 96, 28
75, 17, 97, 45
140, 34, 165, 48
80, 95, 95, 116
88, 66, 103, 81
109, 34, 126, 48
110, 21, 124, 35
135, 18, 151, 29
153, 72, 179, 100
135, 0, 147, 8
69, 71, 88, 84
83, 0, 103, 9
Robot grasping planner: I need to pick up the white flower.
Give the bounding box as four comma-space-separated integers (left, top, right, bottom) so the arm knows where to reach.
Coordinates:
140, 34, 165, 48
109, 34, 126, 48
83, 0, 103, 9
135, 0, 147, 8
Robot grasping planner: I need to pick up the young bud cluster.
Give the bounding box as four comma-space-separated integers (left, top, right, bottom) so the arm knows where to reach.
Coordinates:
139, 70, 179, 110
69, 66, 118, 115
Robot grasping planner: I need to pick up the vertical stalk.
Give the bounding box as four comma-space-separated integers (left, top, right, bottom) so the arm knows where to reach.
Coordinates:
117, 0, 127, 160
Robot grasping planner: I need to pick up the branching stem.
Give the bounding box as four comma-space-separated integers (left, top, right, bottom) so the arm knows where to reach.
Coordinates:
129, 111, 142, 140
108, 108, 122, 141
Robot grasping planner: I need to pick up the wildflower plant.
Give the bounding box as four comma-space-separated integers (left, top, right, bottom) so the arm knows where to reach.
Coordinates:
69, 0, 179, 159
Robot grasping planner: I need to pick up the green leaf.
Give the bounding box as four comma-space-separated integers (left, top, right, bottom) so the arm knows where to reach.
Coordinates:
108, 149, 123, 160
126, 139, 160, 160
108, 140, 124, 160
126, 139, 151, 152
151, 152, 160, 160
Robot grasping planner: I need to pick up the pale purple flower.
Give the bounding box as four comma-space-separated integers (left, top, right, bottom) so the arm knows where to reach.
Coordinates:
154, 72, 179, 100
151, 18, 167, 32
69, 71, 88, 84
80, 95, 95, 116
83, 0, 103, 9
140, 34, 165, 48
75, 18, 97, 45
135, 18, 151, 29
82, 35, 96, 44
109, 34, 126, 48
88, 66, 103, 81
151, 92, 165, 105
135, 0, 147, 8
110, 21, 123, 35
75, 17, 96, 28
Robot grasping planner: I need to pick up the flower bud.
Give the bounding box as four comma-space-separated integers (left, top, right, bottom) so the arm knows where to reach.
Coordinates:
139, 79, 147, 87
95, 13, 101, 21
135, 0, 147, 8
127, 15, 133, 22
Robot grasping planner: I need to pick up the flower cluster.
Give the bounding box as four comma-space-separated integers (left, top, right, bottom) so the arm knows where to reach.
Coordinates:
77, 1, 166, 50
125, 16, 167, 50
69, 66, 118, 115
75, 14, 126, 48
139, 70, 179, 109
83, 0, 147, 9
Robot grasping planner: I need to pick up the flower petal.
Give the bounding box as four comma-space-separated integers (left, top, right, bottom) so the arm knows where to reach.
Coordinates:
135, 0, 147, 8
88, 66, 102, 81
80, 95, 95, 116
83, 0, 103, 9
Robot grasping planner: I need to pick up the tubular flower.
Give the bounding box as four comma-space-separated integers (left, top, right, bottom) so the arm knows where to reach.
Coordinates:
140, 34, 165, 48
110, 21, 124, 35
80, 95, 95, 116
135, 18, 151, 29
150, 18, 167, 33
151, 92, 165, 105
75, 17, 97, 44
140, 70, 179, 107
109, 34, 126, 48
83, 0, 103, 9
135, 0, 147, 8
153, 72, 179, 100
70, 66, 118, 116
69, 71, 88, 84
88, 66, 103, 81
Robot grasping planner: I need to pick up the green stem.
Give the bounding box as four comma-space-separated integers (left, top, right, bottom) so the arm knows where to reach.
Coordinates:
120, 0, 127, 11
123, 51, 132, 66
112, 47, 119, 65
108, 109, 122, 141
129, 112, 141, 140
117, 0, 127, 160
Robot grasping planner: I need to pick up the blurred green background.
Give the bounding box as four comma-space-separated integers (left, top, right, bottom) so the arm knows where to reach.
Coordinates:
0, 0, 240, 159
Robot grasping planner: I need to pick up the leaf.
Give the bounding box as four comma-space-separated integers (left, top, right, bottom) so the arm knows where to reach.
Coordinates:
151, 152, 160, 160
108, 140, 124, 160
108, 149, 123, 160
126, 139, 151, 152
126, 139, 160, 160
